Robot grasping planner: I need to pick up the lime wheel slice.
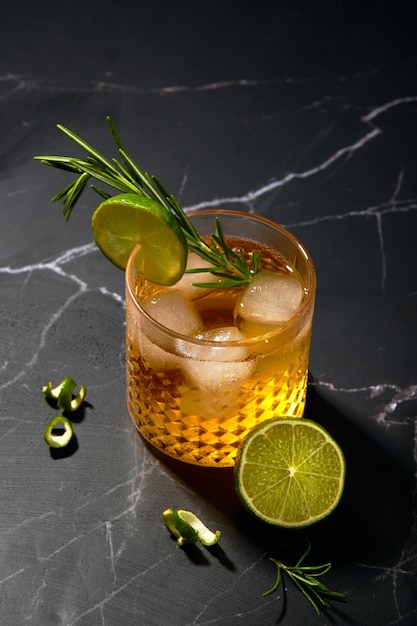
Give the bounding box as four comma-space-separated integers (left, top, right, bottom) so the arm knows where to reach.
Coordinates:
91, 193, 187, 284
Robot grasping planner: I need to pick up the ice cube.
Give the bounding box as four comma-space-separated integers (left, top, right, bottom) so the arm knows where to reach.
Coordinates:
192, 326, 247, 361
179, 326, 253, 392
137, 333, 181, 371
183, 358, 253, 393
136, 290, 204, 370
176, 326, 247, 361
235, 269, 303, 326
195, 327, 243, 342
127, 306, 180, 371
141, 290, 204, 335
170, 252, 219, 299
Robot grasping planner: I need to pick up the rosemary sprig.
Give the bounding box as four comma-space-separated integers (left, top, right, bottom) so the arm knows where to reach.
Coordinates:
34, 116, 261, 288
264, 543, 345, 616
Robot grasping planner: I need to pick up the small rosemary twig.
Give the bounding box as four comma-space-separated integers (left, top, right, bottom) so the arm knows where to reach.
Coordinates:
264, 543, 345, 616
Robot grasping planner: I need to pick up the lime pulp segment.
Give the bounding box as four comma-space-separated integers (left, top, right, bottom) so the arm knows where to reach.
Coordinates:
235, 418, 345, 528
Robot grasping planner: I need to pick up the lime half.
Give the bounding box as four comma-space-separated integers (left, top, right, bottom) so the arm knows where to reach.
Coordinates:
91, 193, 188, 284
234, 418, 345, 528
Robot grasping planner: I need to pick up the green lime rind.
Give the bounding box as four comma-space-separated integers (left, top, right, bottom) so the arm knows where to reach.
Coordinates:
42, 376, 87, 412
162, 508, 186, 545
44, 415, 74, 448
234, 418, 346, 529
163, 508, 221, 547
91, 193, 188, 284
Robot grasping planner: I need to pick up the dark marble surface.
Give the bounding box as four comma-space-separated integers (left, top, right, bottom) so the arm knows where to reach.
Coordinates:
1, 1, 416, 624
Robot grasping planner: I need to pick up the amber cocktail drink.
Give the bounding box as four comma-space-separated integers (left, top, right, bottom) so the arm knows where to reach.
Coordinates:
126, 210, 316, 467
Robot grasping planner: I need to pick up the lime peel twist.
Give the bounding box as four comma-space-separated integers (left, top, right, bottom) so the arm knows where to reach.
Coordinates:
43, 415, 74, 448
42, 376, 87, 412
163, 508, 221, 547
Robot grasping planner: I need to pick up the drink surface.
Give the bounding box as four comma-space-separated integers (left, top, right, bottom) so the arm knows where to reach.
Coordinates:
126, 236, 314, 467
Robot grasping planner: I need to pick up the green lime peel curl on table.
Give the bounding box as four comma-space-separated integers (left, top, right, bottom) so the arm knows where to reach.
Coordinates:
163, 508, 221, 547
42, 376, 87, 412
43, 415, 74, 448
42, 376, 87, 448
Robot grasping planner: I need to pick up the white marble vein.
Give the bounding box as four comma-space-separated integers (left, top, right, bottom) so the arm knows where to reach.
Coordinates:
186, 127, 382, 212
0, 74, 307, 100
187, 551, 269, 625
0, 243, 123, 390
183, 96, 417, 211
313, 380, 417, 426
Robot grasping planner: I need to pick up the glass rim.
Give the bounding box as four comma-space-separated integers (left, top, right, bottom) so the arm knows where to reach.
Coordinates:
126, 208, 316, 346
